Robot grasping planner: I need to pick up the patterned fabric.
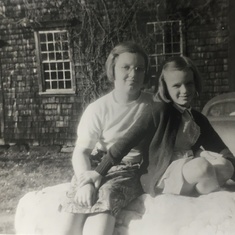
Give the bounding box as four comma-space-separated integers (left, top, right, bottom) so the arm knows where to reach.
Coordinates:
62, 164, 143, 217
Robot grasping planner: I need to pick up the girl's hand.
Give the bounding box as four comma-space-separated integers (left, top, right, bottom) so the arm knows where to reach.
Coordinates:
74, 183, 97, 208
200, 151, 222, 159
220, 148, 234, 159
77, 170, 102, 189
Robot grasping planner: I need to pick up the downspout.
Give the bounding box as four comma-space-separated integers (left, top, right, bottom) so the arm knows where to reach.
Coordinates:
0, 39, 8, 145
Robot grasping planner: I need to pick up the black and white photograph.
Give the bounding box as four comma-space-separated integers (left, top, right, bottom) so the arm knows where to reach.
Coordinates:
0, 0, 235, 234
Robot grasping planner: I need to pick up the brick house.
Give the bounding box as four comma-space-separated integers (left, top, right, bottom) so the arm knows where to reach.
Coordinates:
0, 0, 234, 146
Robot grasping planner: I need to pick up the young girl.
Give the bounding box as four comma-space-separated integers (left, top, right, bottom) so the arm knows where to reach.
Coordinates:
60, 42, 153, 235
77, 56, 235, 198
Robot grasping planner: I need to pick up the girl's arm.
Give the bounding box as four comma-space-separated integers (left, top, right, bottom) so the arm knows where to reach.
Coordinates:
196, 113, 228, 153
76, 106, 155, 187
76, 170, 102, 189
72, 102, 102, 187
192, 111, 235, 161
72, 145, 93, 177
72, 145, 103, 188
95, 106, 156, 176
220, 148, 234, 158
76, 109, 156, 188
72, 146, 100, 206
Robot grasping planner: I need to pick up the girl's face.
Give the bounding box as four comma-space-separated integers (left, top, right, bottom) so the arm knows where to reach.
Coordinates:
114, 52, 145, 95
164, 69, 196, 108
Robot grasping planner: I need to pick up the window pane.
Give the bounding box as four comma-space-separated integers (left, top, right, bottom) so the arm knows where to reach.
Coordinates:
40, 34, 46, 42
157, 56, 165, 65
51, 72, 57, 80
43, 63, 49, 71
45, 81, 51, 89
155, 34, 163, 43
49, 53, 55, 60
55, 41, 61, 51
64, 62, 70, 69
56, 53, 62, 60
58, 72, 63, 80
173, 34, 180, 42
44, 72, 50, 80
51, 63, 56, 70
58, 63, 63, 70
62, 42, 68, 50
165, 43, 172, 53
173, 43, 180, 53
165, 32, 172, 44
52, 81, 57, 89
209, 102, 235, 116
66, 81, 72, 89
65, 71, 71, 79
48, 43, 54, 51
63, 52, 69, 60
148, 41, 155, 54
156, 44, 163, 54
41, 44, 47, 51
47, 33, 53, 41
59, 81, 64, 89
172, 22, 180, 32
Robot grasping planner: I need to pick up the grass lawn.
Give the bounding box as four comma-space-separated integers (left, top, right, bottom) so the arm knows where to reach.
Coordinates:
0, 145, 74, 234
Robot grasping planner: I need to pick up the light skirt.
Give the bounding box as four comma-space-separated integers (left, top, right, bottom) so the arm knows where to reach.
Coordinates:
157, 155, 194, 194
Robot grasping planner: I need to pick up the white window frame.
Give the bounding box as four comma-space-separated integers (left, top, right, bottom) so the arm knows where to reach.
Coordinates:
147, 20, 184, 80
35, 29, 75, 94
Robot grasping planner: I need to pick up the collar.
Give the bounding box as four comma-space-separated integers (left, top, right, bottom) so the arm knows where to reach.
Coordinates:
173, 103, 191, 113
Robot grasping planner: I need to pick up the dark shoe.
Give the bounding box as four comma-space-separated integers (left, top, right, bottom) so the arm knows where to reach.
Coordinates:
226, 156, 235, 181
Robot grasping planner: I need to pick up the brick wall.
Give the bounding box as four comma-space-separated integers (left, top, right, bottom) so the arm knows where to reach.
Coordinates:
0, 0, 83, 146
185, 0, 230, 109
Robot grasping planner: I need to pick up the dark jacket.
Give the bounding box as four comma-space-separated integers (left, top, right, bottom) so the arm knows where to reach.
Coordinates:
96, 101, 227, 196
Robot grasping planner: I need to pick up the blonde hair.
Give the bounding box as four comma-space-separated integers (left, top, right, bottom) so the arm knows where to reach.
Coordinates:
105, 41, 149, 84
155, 56, 202, 102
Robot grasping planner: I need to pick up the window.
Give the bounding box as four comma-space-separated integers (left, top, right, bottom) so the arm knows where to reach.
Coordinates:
35, 29, 75, 94
147, 20, 183, 82
208, 101, 235, 117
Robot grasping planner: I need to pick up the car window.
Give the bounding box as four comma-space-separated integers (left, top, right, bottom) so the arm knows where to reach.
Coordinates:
208, 101, 235, 117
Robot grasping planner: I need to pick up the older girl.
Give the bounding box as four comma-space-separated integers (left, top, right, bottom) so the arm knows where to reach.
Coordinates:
77, 56, 235, 198
61, 42, 153, 235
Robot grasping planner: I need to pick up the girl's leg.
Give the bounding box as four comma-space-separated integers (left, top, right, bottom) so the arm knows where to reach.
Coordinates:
204, 155, 234, 186
59, 213, 87, 235
182, 157, 220, 195
83, 212, 115, 235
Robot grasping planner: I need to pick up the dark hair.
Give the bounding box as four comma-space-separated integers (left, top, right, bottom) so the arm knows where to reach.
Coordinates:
105, 41, 149, 84
155, 56, 202, 102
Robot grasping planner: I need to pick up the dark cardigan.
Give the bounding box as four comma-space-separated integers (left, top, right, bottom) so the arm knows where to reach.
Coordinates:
95, 101, 227, 197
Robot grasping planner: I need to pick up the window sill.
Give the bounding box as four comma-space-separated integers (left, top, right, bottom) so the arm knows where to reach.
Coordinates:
39, 89, 76, 95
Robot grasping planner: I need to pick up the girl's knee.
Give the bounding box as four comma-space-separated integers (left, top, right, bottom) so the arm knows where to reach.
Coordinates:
195, 178, 220, 194
215, 158, 234, 184
83, 213, 115, 235
183, 157, 222, 194
183, 157, 215, 184
58, 213, 86, 235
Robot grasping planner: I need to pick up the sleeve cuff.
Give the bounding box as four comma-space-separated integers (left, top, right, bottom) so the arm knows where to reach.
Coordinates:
95, 155, 114, 176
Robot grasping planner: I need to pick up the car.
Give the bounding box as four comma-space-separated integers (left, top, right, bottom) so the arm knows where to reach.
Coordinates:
202, 92, 235, 155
